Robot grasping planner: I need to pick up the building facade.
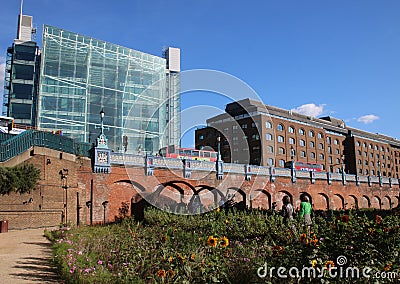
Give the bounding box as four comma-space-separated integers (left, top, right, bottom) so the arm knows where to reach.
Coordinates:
195, 98, 400, 178
37, 25, 180, 153
3, 11, 40, 126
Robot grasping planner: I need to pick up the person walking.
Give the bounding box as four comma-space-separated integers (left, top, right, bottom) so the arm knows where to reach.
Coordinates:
282, 196, 296, 233
300, 194, 312, 235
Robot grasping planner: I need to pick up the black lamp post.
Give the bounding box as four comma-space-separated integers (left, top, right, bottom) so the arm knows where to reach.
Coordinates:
377, 160, 381, 177
100, 108, 105, 135
102, 201, 109, 224
59, 169, 69, 224
217, 133, 221, 161
290, 146, 295, 168
341, 155, 345, 174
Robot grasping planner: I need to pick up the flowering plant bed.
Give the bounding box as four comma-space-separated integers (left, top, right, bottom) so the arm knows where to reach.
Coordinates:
46, 208, 400, 283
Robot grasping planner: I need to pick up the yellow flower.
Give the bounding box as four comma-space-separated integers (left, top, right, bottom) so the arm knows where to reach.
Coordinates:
207, 236, 218, 247
190, 253, 195, 261
225, 219, 229, 224
215, 207, 220, 212
168, 256, 173, 262
220, 236, 229, 248
311, 260, 317, 267
157, 269, 166, 278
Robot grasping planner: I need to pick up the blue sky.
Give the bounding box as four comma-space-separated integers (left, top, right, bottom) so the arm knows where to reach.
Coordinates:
1, 0, 399, 147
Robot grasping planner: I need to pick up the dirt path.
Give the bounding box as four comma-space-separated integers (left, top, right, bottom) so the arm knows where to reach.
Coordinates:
0, 228, 61, 283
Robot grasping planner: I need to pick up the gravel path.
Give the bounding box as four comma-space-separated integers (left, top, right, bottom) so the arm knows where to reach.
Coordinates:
0, 228, 61, 283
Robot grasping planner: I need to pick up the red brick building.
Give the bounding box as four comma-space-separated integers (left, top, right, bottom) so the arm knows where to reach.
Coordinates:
195, 98, 400, 178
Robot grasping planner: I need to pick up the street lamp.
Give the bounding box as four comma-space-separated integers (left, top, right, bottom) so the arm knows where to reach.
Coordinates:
290, 146, 295, 168
217, 133, 221, 161
100, 108, 105, 135
377, 160, 381, 177
102, 201, 109, 224
341, 155, 345, 174
59, 169, 69, 224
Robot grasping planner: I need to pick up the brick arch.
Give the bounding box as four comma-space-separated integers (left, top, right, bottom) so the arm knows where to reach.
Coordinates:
195, 185, 224, 208
348, 195, 358, 209
395, 196, 400, 208
317, 193, 330, 210
114, 179, 147, 192
361, 195, 371, 208
299, 192, 313, 208
253, 189, 271, 210
276, 190, 293, 211
227, 187, 246, 210
371, 196, 381, 210
382, 196, 392, 210
332, 194, 345, 210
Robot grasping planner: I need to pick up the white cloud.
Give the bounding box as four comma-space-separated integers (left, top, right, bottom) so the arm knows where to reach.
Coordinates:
357, 114, 379, 124
291, 103, 326, 117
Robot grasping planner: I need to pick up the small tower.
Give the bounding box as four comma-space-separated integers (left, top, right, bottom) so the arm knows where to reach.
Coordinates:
93, 109, 111, 173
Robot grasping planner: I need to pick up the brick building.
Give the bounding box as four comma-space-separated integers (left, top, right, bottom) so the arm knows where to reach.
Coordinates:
195, 98, 400, 178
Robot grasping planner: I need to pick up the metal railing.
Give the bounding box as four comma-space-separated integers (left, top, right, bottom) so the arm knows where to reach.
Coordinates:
0, 130, 92, 162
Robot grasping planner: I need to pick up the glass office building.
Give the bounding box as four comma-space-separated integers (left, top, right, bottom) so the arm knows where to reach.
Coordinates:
38, 25, 180, 153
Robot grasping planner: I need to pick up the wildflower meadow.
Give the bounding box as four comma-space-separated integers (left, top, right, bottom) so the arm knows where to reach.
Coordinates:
46, 207, 400, 283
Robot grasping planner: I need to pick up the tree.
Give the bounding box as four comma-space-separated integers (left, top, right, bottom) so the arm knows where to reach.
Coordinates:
0, 164, 40, 195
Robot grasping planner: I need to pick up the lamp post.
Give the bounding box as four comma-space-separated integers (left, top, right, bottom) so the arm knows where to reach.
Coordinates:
290, 146, 296, 183
377, 160, 381, 177
59, 169, 69, 224
341, 154, 346, 185
341, 155, 345, 174
100, 108, 105, 135
102, 201, 109, 224
217, 133, 221, 161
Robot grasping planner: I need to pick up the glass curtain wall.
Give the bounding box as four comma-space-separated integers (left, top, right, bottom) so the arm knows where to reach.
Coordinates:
38, 25, 167, 153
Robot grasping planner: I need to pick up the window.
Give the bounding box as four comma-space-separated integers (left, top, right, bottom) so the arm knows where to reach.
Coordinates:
266, 133, 273, 140
267, 146, 274, 154
252, 146, 260, 151
319, 153, 325, 160
318, 132, 323, 139
328, 146, 332, 154
266, 121, 272, 128
334, 139, 339, 145
279, 159, 285, 167
267, 158, 274, 166
278, 135, 284, 143
371, 170, 375, 175
288, 126, 295, 133
310, 152, 316, 159
300, 151, 306, 158
299, 139, 305, 147
387, 147, 390, 152
370, 153, 373, 158
358, 159, 362, 165
277, 124, 284, 131
365, 160, 368, 166
381, 146, 384, 151
369, 144, 373, 149
328, 156, 332, 163
309, 130, 314, 137
233, 136, 238, 145
335, 149, 340, 154
357, 150, 361, 155
233, 125, 238, 133
241, 124, 247, 129
327, 137, 332, 144
363, 152, 367, 157
252, 134, 260, 141
375, 145, 378, 150
309, 141, 315, 148
223, 128, 229, 133
318, 143, 324, 150
251, 122, 257, 128
199, 135, 204, 140
278, 147, 285, 154
289, 137, 295, 144
357, 141, 360, 147
299, 128, 305, 135
363, 142, 367, 148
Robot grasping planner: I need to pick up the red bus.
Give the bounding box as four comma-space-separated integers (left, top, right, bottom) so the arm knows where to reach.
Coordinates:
159, 145, 218, 162
284, 161, 324, 172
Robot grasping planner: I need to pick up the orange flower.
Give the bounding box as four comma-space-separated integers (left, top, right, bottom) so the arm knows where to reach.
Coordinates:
368, 228, 374, 235
220, 236, 229, 248
168, 269, 175, 277
384, 263, 392, 271
325, 261, 335, 270
300, 233, 307, 242
168, 256, 173, 263
207, 236, 218, 247
384, 227, 390, 233
190, 253, 195, 261
376, 215, 382, 224
157, 269, 166, 278
272, 245, 284, 256
177, 253, 186, 263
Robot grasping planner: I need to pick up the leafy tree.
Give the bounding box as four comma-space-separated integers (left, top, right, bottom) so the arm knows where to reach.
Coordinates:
0, 164, 40, 195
